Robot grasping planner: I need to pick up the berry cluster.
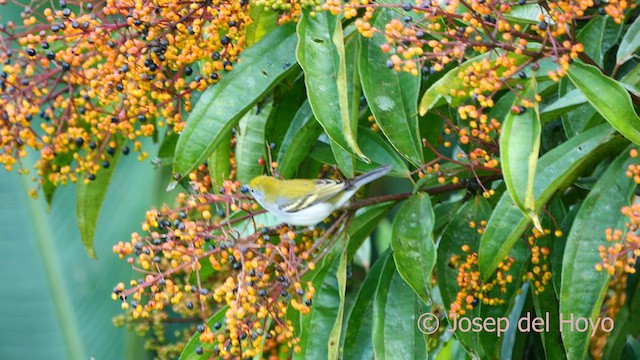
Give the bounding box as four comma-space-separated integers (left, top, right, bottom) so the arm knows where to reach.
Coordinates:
111, 178, 349, 358
0, 0, 251, 195
448, 243, 515, 317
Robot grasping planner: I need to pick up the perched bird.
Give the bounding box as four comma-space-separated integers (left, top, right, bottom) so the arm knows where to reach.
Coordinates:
245, 164, 392, 226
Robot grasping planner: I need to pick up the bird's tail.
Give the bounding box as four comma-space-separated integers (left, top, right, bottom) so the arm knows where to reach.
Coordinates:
347, 164, 392, 189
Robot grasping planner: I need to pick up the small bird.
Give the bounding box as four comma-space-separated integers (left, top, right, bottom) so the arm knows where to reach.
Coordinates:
246, 164, 392, 226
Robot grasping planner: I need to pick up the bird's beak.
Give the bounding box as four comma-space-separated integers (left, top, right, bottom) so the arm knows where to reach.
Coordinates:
240, 186, 250, 194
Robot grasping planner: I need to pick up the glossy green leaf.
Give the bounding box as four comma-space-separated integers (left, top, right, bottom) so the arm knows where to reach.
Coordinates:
235, 99, 273, 184
309, 127, 411, 178
157, 130, 179, 159
560, 146, 637, 360
297, 10, 367, 161
567, 62, 640, 145
540, 88, 586, 123
276, 101, 322, 178
577, 15, 623, 67
331, 135, 355, 178
617, 15, 640, 66
479, 123, 625, 280
178, 305, 229, 360
343, 251, 391, 360
391, 193, 436, 305
1, 136, 169, 359
346, 202, 394, 260
500, 76, 542, 230
294, 247, 345, 359
173, 23, 298, 179
503, 4, 548, 24
372, 257, 427, 359
327, 249, 347, 360
265, 77, 307, 152
207, 130, 231, 186
245, 5, 278, 46
359, 7, 422, 166
76, 142, 122, 258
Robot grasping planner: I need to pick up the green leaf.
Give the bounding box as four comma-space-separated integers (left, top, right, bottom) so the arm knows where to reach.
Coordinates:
622, 336, 640, 359
540, 88, 587, 124
235, 99, 273, 184
479, 123, 625, 280
245, 5, 278, 46
500, 76, 542, 231
310, 127, 411, 178
294, 247, 346, 359
617, 15, 640, 66
560, 146, 637, 360
577, 15, 623, 67
391, 193, 436, 305
503, 4, 549, 24
372, 257, 428, 359
343, 251, 391, 360
276, 100, 323, 178
158, 130, 179, 159
207, 130, 231, 186
76, 142, 122, 258
297, 10, 367, 161
327, 249, 347, 360
359, 7, 423, 166
173, 23, 299, 179
346, 202, 394, 260
0, 137, 169, 359
567, 62, 640, 145
178, 305, 229, 359
331, 136, 356, 178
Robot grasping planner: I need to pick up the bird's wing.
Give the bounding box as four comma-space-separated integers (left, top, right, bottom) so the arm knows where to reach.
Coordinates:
276, 179, 345, 213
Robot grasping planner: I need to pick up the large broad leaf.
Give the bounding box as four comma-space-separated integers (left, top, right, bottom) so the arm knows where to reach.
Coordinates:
500, 76, 542, 231
577, 15, 623, 67
343, 251, 391, 360
235, 99, 273, 184
560, 146, 637, 359
479, 123, 625, 280
294, 246, 347, 359
567, 62, 640, 145
617, 15, 640, 66
359, 7, 422, 166
77, 142, 123, 258
391, 193, 436, 305
540, 88, 587, 124
276, 101, 323, 178
245, 4, 278, 46
372, 257, 428, 359
346, 202, 394, 260
207, 130, 231, 186
173, 23, 299, 179
297, 10, 366, 161
310, 127, 411, 178
0, 143, 167, 359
